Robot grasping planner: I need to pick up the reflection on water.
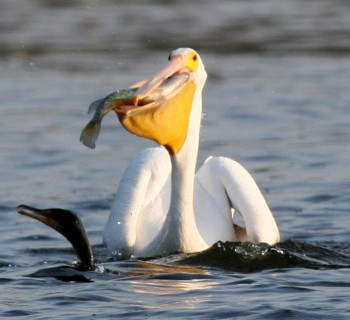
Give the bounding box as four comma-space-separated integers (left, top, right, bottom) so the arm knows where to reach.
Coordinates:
131, 277, 218, 295
126, 260, 217, 295
1, 0, 350, 319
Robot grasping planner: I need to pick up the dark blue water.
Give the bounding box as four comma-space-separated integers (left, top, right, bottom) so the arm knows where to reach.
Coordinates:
1, 0, 350, 318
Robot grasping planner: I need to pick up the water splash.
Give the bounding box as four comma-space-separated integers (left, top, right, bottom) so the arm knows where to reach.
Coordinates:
179, 240, 350, 273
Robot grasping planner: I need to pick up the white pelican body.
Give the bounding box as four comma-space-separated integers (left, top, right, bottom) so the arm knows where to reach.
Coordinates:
104, 48, 279, 258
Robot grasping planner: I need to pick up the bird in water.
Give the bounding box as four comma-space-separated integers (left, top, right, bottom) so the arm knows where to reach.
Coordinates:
16, 204, 94, 270
18, 48, 280, 263
102, 48, 280, 258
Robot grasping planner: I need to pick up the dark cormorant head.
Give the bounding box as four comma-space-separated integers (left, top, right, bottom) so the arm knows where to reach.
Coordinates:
17, 205, 94, 271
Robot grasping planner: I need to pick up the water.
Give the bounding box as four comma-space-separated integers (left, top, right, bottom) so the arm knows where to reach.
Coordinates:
1, 0, 350, 318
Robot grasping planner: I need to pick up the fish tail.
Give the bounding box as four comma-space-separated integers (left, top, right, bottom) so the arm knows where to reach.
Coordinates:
79, 119, 102, 149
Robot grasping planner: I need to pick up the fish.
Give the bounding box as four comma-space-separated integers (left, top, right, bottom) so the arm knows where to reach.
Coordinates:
80, 72, 190, 149
80, 89, 136, 149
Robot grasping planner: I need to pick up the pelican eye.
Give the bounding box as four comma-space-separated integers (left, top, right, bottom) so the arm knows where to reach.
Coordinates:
192, 54, 198, 61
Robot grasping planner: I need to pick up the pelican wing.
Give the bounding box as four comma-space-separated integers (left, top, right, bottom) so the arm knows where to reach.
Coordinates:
104, 147, 171, 258
195, 156, 280, 245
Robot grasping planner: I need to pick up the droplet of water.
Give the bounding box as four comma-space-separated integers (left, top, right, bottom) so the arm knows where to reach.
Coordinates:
94, 265, 106, 273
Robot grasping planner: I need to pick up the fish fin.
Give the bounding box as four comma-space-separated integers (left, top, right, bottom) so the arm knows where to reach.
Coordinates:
130, 78, 148, 89
88, 99, 104, 114
89, 89, 133, 116
80, 119, 102, 149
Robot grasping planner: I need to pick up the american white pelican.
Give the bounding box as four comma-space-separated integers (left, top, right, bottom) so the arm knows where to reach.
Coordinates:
104, 48, 280, 258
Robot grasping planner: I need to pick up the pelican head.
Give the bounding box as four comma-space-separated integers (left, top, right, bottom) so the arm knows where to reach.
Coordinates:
115, 48, 207, 155
134, 48, 207, 102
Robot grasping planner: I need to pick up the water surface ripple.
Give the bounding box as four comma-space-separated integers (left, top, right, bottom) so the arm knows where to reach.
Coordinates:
1, 0, 350, 319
